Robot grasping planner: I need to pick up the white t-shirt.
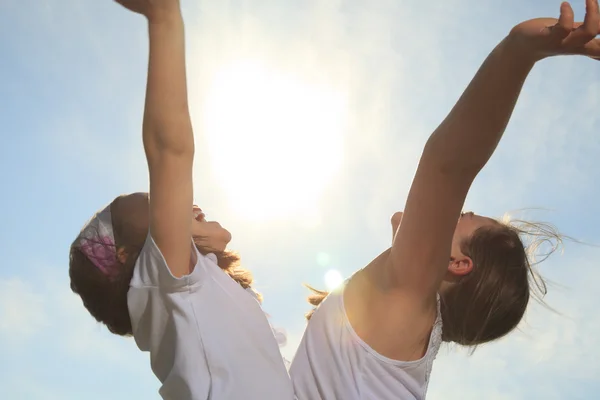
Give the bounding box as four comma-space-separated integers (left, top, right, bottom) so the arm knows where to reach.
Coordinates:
127, 234, 295, 400
289, 284, 442, 400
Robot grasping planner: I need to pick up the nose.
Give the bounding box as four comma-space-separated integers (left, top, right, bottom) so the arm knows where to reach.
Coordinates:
193, 206, 205, 221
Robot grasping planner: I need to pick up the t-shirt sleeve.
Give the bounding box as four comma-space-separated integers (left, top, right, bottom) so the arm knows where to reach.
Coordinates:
126, 234, 212, 398
129, 233, 208, 291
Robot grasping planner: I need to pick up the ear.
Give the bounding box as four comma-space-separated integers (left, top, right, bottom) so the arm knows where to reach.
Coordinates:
116, 247, 128, 264
448, 256, 474, 276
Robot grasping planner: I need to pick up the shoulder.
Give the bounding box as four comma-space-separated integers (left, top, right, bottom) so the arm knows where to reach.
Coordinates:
130, 233, 217, 290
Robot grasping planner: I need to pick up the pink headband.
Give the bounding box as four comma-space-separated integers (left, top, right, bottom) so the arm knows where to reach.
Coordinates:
77, 205, 119, 276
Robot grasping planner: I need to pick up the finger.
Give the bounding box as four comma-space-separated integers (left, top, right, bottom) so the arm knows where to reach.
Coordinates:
582, 37, 600, 57
550, 2, 575, 39
563, 0, 600, 46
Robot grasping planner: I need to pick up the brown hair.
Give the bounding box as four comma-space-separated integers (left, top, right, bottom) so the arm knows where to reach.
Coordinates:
69, 208, 260, 336
305, 219, 562, 348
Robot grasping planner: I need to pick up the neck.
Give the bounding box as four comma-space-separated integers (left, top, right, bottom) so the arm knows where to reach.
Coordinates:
361, 248, 398, 292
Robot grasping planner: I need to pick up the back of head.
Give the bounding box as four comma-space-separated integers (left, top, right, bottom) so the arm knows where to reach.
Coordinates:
69, 242, 136, 335
69, 197, 151, 335
69, 196, 260, 336
440, 219, 560, 347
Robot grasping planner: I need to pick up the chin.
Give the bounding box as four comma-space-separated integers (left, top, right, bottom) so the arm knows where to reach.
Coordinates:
222, 228, 232, 244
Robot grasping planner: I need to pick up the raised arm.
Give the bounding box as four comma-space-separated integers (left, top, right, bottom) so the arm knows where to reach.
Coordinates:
119, 0, 194, 277
390, 0, 600, 301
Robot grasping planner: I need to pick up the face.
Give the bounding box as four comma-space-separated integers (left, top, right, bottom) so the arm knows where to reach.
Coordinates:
113, 192, 232, 253
191, 205, 232, 252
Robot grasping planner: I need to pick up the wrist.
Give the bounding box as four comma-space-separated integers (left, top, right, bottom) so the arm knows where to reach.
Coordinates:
146, 4, 183, 26
496, 33, 538, 69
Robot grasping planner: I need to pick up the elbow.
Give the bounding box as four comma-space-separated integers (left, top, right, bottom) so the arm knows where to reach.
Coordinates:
143, 122, 195, 160
158, 139, 195, 159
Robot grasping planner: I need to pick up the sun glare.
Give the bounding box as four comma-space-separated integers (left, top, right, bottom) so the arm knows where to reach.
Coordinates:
324, 269, 344, 291
202, 60, 347, 222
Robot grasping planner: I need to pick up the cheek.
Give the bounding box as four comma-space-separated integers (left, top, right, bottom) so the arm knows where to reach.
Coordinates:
455, 219, 477, 236
451, 224, 470, 255
191, 218, 205, 236
450, 235, 461, 257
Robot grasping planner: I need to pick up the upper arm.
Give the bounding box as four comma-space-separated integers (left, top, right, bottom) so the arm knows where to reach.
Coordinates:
389, 141, 476, 299
146, 131, 194, 278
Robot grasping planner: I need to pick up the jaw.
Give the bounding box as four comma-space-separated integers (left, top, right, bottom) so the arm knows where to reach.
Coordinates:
194, 226, 231, 253
438, 273, 461, 295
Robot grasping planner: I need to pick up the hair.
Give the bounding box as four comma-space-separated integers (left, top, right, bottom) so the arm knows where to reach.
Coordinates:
69, 207, 260, 337
304, 219, 563, 348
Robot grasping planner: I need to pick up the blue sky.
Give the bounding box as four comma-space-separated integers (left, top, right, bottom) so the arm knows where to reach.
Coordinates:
1, 0, 599, 399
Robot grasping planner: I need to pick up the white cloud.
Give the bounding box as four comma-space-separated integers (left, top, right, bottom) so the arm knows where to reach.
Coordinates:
0, 271, 144, 366
0, 268, 160, 398
0, 278, 49, 340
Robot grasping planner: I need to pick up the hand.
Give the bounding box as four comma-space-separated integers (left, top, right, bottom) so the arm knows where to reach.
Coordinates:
114, 0, 181, 22
508, 0, 600, 61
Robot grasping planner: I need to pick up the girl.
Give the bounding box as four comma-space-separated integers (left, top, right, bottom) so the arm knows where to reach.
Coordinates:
68, 1, 294, 399
289, 1, 600, 399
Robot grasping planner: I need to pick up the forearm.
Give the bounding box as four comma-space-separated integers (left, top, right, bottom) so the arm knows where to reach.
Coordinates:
424, 36, 535, 176
142, 9, 194, 157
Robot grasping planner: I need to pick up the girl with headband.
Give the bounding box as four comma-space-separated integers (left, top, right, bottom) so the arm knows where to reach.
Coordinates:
68, 1, 294, 399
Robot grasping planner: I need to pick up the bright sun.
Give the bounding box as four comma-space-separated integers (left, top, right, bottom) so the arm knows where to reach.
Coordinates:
202, 60, 347, 222
324, 269, 344, 291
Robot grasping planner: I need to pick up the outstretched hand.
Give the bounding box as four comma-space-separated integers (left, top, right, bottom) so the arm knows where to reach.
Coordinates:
510, 0, 600, 61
